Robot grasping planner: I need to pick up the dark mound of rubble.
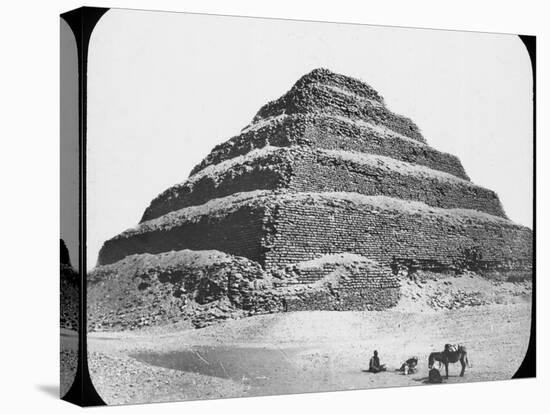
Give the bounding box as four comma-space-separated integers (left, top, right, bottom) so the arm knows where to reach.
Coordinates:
61, 239, 79, 331
88, 250, 401, 330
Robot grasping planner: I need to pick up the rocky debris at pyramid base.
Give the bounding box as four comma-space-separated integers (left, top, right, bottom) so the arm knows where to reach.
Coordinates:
91, 68, 532, 330
88, 250, 404, 330
61, 239, 79, 331
88, 248, 531, 331
61, 263, 79, 331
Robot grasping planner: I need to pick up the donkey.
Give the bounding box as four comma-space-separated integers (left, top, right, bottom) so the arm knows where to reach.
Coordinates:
428, 344, 469, 379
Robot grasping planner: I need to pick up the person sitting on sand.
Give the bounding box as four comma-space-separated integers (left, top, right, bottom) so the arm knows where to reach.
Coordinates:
428, 367, 443, 384
369, 350, 386, 373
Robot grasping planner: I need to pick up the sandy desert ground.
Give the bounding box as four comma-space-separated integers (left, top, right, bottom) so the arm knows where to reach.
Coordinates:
81, 286, 531, 405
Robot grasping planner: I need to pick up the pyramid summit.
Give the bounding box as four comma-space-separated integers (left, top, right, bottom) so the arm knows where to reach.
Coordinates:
187, 68, 453, 180
251, 68, 424, 142
92, 69, 532, 329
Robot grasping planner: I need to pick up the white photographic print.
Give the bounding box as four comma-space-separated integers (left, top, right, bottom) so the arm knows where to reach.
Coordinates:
60, 7, 535, 406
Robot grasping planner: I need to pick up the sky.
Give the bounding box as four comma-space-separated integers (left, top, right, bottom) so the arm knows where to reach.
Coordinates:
86, 9, 533, 270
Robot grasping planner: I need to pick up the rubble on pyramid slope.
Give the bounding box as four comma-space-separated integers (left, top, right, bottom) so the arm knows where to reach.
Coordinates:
88, 249, 265, 330
88, 249, 401, 331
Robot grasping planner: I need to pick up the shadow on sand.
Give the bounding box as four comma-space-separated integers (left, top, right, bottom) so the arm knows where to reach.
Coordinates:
36, 384, 59, 398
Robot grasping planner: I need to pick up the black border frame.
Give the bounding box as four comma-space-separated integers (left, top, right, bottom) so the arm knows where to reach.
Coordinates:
512, 35, 536, 379
60, 6, 109, 406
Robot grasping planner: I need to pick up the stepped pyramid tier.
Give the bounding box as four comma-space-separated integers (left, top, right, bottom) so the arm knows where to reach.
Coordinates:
140, 146, 505, 223
187, 69, 469, 182
95, 68, 532, 318
99, 190, 530, 273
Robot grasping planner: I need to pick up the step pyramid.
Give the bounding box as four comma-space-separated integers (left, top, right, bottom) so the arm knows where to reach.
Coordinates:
95, 69, 532, 315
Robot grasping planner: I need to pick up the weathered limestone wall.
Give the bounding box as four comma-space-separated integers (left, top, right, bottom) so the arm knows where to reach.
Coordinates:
98, 204, 267, 266
101, 191, 531, 277
282, 257, 401, 310
142, 147, 503, 222
190, 114, 468, 180
189, 116, 306, 175
263, 194, 532, 275
254, 71, 425, 143
291, 150, 505, 217
141, 147, 293, 222
304, 116, 469, 179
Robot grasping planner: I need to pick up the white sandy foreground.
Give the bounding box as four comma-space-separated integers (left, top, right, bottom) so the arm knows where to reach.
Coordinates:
82, 274, 531, 406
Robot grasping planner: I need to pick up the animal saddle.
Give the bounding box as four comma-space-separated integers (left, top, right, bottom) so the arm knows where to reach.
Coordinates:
445, 344, 459, 353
